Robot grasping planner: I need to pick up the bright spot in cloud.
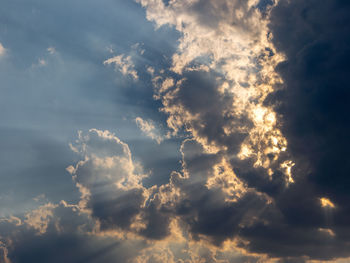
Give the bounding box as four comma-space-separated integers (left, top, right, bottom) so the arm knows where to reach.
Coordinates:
320, 197, 336, 208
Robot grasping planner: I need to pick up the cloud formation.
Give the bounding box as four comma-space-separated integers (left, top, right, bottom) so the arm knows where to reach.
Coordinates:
67, 129, 149, 232
2, 0, 350, 262
0, 201, 148, 263
134, 0, 350, 261
1, 129, 259, 263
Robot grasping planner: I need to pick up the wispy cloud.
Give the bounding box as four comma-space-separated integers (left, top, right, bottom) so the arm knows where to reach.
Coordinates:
103, 54, 138, 80
135, 117, 164, 143
47, 47, 56, 55
0, 42, 6, 56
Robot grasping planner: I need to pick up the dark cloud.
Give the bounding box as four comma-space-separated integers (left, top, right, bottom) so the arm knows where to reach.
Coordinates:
165, 140, 270, 246
236, 0, 350, 260
68, 129, 172, 240
161, 69, 252, 152
268, 0, 350, 198
91, 188, 145, 230
141, 0, 350, 261
0, 203, 145, 263
129, 137, 182, 187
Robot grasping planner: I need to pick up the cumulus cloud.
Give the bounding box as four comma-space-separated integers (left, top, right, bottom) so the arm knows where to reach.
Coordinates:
66, 129, 149, 232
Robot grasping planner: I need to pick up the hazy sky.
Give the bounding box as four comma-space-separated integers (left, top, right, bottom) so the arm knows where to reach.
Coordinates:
0, 0, 349, 262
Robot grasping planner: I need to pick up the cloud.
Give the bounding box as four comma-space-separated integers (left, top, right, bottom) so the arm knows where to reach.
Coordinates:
268, 0, 350, 200
138, 0, 290, 177
134, 0, 350, 261
2, 0, 350, 262
0, 0, 181, 223
135, 117, 164, 143
243, 0, 350, 260
3, 121, 349, 262
0, 42, 5, 56
0, 201, 148, 263
64, 129, 270, 260
66, 129, 147, 231
1, 130, 260, 263
104, 54, 138, 80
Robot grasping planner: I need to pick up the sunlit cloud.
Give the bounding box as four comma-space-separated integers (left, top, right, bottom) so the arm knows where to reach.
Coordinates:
137, 0, 293, 186
1, 0, 350, 262
320, 197, 336, 209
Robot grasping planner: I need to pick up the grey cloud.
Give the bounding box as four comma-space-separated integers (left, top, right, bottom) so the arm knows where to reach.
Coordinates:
68, 129, 172, 240
161, 69, 252, 152
0, 202, 146, 263
168, 140, 270, 246
68, 129, 146, 231
238, 0, 350, 260
135, 0, 350, 261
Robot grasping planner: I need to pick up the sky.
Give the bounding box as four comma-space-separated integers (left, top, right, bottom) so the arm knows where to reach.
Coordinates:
0, 0, 349, 262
